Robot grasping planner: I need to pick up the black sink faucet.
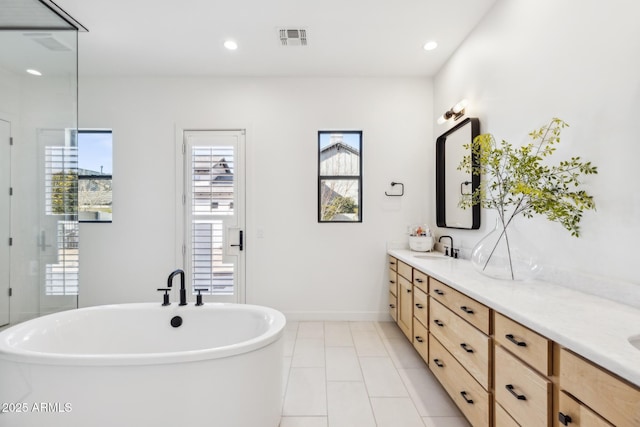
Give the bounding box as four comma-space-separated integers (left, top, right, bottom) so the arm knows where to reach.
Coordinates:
438, 235, 453, 257
167, 269, 187, 306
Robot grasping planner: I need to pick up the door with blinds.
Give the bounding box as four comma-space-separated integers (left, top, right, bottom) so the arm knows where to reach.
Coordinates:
182, 130, 245, 303
38, 128, 79, 315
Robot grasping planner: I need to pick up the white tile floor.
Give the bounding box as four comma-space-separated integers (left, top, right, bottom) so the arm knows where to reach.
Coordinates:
280, 321, 470, 427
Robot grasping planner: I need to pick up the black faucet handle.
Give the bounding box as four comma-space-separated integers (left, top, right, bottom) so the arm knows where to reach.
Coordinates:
195, 289, 207, 306
157, 288, 171, 306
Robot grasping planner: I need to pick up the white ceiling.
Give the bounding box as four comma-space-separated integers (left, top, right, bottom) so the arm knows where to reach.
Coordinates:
51, 0, 497, 77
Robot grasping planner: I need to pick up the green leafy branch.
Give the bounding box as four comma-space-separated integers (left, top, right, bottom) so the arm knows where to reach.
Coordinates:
459, 118, 598, 237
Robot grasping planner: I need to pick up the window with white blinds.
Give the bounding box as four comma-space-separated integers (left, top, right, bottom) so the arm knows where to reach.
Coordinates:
45, 220, 79, 296
190, 146, 235, 295
45, 146, 77, 215
44, 146, 79, 296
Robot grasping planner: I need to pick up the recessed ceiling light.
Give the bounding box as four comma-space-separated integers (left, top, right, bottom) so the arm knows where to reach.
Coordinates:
423, 41, 438, 51
224, 40, 238, 50
26, 68, 42, 76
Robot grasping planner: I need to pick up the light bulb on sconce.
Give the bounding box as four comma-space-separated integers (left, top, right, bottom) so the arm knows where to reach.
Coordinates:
437, 99, 469, 124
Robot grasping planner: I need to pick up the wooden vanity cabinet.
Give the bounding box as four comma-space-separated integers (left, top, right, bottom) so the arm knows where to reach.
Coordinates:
428, 277, 493, 426
385, 254, 640, 427
559, 348, 640, 426
493, 313, 553, 426
557, 391, 612, 427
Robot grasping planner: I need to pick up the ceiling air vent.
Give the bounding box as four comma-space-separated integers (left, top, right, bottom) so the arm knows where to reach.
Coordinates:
279, 28, 307, 46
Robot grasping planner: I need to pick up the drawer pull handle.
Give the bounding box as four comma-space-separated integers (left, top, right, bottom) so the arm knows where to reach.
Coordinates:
390, 261, 396, 265
406, 288, 411, 293
460, 305, 474, 314
505, 384, 527, 401
505, 334, 527, 347
460, 391, 474, 404
389, 304, 396, 308
433, 358, 444, 367
415, 336, 424, 343
558, 412, 573, 426
460, 343, 474, 353
416, 278, 424, 283
433, 319, 444, 327
389, 280, 396, 284
434, 289, 445, 296
415, 303, 424, 309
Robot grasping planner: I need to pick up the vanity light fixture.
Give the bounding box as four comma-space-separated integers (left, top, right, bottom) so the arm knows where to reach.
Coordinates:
437, 99, 468, 125
224, 40, 238, 50
26, 68, 42, 76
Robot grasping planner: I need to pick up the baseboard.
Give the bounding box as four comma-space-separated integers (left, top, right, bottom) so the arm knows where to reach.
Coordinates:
281, 310, 392, 322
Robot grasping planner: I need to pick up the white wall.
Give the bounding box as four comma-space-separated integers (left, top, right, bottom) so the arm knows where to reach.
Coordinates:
78, 77, 433, 319
432, 0, 640, 285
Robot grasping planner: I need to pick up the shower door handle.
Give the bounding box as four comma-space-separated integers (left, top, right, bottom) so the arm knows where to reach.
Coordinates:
230, 230, 243, 251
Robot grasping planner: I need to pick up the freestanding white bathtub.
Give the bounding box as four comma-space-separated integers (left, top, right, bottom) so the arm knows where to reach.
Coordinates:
0, 303, 286, 427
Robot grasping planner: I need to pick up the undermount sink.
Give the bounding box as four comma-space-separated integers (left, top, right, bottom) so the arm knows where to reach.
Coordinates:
629, 335, 640, 350
413, 252, 448, 260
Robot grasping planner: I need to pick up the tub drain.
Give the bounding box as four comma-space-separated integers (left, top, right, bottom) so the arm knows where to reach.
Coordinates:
170, 316, 183, 328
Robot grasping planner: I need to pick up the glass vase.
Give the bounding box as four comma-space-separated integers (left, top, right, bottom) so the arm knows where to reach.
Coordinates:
471, 217, 540, 280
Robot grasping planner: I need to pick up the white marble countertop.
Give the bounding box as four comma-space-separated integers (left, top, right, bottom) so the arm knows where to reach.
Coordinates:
388, 248, 640, 388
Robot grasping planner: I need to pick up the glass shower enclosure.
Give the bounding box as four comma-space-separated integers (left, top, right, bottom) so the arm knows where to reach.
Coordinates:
0, 0, 84, 326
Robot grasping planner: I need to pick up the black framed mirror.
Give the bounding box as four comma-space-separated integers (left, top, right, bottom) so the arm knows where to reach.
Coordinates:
436, 117, 480, 229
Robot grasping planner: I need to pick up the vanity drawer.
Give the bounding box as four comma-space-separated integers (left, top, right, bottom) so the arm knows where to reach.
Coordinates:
413, 269, 429, 293
397, 260, 412, 281
558, 391, 613, 427
429, 334, 491, 427
397, 275, 413, 339
494, 312, 551, 375
388, 292, 397, 322
430, 278, 490, 334
430, 298, 491, 390
412, 318, 428, 363
560, 348, 640, 426
495, 402, 519, 427
388, 269, 397, 296
388, 256, 397, 272
412, 286, 428, 327
494, 345, 551, 427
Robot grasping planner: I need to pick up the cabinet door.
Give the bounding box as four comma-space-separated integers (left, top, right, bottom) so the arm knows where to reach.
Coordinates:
560, 349, 640, 426
558, 391, 613, 427
494, 345, 551, 427
397, 275, 413, 339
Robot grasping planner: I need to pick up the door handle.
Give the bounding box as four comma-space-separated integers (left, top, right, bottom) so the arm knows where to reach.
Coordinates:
230, 230, 243, 251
